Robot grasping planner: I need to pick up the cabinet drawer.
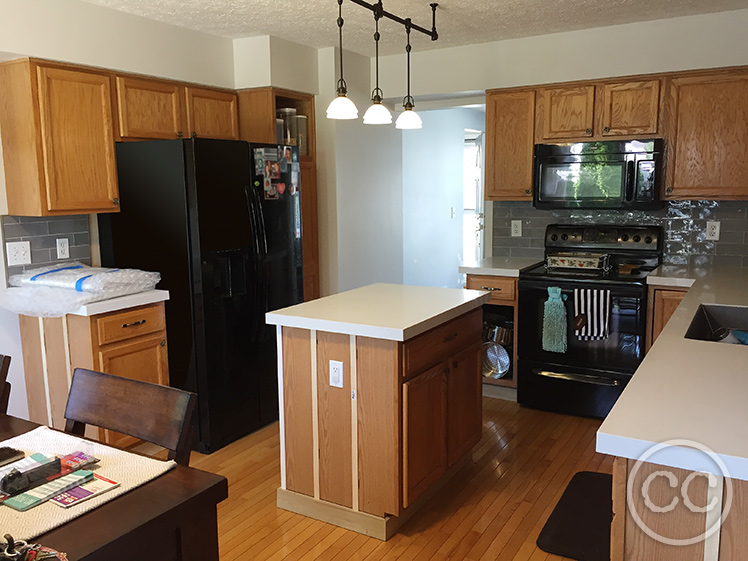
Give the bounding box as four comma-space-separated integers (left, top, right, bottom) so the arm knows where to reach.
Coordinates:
96, 304, 165, 345
466, 275, 516, 303
403, 308, 482, 378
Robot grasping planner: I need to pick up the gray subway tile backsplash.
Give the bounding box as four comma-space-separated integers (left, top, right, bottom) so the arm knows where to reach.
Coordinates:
2, 215, 92, 279
492, 201, 748, 268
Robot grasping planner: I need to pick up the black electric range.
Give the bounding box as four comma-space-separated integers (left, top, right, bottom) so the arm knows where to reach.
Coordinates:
517, 224, 663, 418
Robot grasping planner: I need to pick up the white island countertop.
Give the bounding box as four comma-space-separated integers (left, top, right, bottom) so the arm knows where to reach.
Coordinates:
266, 283, 491, 341
597, 266, 748, 480
458, 257, 541, 277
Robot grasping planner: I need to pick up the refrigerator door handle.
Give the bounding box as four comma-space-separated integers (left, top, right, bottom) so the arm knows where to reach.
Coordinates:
251, 185, 268, 256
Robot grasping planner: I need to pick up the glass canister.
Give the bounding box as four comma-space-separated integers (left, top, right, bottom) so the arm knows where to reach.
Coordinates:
295, 115, 308, 155
276, 107, 297, 146
276, 118, 284, 144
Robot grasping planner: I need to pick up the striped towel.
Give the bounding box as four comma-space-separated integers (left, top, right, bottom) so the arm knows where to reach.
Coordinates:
573, 288, 611, 340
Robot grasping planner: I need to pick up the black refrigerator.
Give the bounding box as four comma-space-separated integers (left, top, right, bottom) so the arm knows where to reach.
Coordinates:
98, 138, 303, 453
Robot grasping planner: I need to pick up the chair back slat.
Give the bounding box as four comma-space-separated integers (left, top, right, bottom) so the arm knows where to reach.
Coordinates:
64, 368, 196, 465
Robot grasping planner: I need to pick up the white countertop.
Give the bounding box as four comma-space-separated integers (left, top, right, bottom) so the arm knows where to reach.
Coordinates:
597, 267, 748, 480
458, 257, 541, 277
646, 264, 703, 288
265, 283, 491, 341
69, 290, 169, 316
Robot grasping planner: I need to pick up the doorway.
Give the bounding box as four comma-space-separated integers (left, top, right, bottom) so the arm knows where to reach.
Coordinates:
463, 129, 485, 264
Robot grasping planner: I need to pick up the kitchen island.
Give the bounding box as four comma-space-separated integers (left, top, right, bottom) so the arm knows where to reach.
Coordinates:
266, 283, 491, 539
597, 267, 748, 561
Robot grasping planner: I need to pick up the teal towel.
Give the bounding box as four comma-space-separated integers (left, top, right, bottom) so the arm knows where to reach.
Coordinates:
543, 287, 567, 353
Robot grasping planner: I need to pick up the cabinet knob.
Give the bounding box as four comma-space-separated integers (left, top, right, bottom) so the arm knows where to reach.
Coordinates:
665, 186, 673, 194
112, 198, 119, 205
585, 128, 592, 134
177, 131, 183, 138
525, 189, 531, 195
603, 126, 610, 133
160, 340, 166, 347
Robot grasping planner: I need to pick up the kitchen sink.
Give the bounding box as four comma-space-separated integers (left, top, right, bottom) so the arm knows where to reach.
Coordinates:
685, 304, 748, 343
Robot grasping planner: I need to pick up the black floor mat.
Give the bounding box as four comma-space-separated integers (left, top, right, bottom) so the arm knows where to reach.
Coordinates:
536, 471, 613, 561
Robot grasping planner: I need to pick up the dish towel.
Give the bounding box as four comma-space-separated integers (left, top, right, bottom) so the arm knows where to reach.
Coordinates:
574, 288, 611, 340
542, 287, 567, 353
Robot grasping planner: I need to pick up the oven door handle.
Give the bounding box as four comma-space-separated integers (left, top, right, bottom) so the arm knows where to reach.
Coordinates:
534, 369, 620, 387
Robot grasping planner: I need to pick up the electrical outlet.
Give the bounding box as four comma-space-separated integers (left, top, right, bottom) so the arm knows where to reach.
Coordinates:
56, 238, 70, 259
511, 220, 522, 237
705, 221, 720, 241
329, 360, 344, 389
6, 241, 31, 266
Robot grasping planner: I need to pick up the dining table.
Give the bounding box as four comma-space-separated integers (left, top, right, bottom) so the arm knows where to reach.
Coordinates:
0, 414, 228, 561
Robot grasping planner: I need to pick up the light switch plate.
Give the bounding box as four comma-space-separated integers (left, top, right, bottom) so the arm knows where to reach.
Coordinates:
6, 241, 31, 266
329, 360, 344, 388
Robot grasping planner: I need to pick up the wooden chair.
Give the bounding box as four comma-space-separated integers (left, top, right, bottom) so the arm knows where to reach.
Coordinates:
64, 368, 197, 466
0, 354, 11, 415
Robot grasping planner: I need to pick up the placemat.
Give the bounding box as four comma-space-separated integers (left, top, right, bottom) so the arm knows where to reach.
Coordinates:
0, 426, 175, 540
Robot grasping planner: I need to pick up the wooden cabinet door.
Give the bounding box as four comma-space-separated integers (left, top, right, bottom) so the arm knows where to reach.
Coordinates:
237, 88, 277, 143
300, 160, 320, 300
97, 331, 169, 448
37, 66, 119, 212
650, 289, 687, 347
116, 76, 184, 139
403, 364, 447, 508
184, 86, 239, 140
665, 71, 748, 199
446, 343, 482, 467
540, 85, 595, 139
599, 80, 660, 136
485, 89, 535, 200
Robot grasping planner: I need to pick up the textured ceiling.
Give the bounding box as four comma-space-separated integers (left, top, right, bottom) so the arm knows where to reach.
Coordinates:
79, 0, 748, 56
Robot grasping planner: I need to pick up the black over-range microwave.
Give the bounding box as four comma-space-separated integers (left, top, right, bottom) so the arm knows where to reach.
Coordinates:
533, 139, 664, 210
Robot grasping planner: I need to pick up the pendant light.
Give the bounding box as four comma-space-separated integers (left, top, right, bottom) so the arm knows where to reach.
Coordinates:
363, 3, 392, 125
395, 20, 422, 130
326, 0, 359, 120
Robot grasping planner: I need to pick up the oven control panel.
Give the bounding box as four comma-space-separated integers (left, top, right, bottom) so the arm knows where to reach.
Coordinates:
545, 225, 660, 252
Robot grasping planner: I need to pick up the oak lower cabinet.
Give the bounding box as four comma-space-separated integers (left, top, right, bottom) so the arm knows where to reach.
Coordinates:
19, 301, 169, 447
646, 286, 688, 350
270, 289, 487, 541
0, 58, 119, 216
664, 69, 748, 199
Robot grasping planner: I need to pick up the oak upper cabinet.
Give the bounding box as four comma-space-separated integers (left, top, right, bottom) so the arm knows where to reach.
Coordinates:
446, 343, 482, 467
184, 86, 239, 140
485, 89, 535, 200
537, 79, 661, 141
539, 85, 595, 139
599, 80, 660, 136
664, 70, 748, 199
403, 364, 447, 509
0, 59, 119, 216
115, 76, 185, 139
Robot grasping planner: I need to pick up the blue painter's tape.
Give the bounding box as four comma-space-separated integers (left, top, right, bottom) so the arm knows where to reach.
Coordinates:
75, 275, 93, 292
30, 264, 83, 282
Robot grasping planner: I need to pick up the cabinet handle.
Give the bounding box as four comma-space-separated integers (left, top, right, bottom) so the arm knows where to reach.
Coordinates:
112, 198, 119, 205
121, 319, 146, 328
480, 286, 502, 291
160, 340, 166, 347
585, 128, 592, 134
603, 126, 610, 133
524, 189, 531, 195
443, 333, 458, 343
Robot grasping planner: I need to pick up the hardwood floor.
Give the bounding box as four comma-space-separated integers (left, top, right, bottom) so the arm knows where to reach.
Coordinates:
190, 396, 612, 560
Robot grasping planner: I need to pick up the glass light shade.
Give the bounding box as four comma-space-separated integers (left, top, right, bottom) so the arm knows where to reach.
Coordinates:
326, 94, 359, 120
395, 108, 423, 130
363, 102, 392, 125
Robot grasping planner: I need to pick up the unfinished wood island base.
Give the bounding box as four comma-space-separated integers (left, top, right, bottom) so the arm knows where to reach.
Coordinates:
266, 283, 491, 540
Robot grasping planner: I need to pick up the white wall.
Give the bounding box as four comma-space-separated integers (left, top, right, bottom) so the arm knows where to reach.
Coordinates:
378, 8, 748, 98
233, 36, 272, 89
233, 35, 319, 93
402, 108, 485, 289
0, 0, 235, 87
